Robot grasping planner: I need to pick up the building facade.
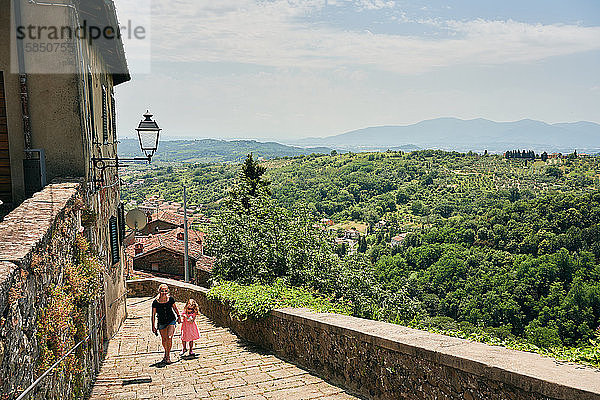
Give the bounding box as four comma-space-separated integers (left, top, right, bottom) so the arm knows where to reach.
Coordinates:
0, 0, 130, 336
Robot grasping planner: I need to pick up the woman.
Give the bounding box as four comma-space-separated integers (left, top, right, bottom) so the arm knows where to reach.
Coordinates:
152, 284, 181, 364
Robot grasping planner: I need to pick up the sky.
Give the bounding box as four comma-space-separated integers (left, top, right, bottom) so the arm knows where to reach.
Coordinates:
113, 0, 600, 141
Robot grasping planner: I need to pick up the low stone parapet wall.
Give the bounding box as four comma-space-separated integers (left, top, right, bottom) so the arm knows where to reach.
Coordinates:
128, 277, 600, 400
0, 181, 105, 400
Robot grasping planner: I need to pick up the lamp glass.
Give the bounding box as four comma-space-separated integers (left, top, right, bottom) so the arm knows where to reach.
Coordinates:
138, 129, 159, 152
135, 111, 161, 158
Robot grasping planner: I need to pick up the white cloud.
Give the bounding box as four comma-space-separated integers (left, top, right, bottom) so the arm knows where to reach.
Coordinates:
113, 0, 600, 138
133, 0, 600, 74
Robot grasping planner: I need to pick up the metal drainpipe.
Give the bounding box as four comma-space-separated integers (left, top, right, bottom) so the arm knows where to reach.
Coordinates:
13, 0, 32, 156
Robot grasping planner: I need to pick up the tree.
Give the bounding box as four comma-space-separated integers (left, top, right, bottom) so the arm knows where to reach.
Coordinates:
546, 166, 563, 178
508, 187, 521, 202
358, 236, 367, 253
237, 153, 270, 208
209, 190, 335, 285
241, 153, 269, 196
335, 242, 348, 257
396, 190, 409, 204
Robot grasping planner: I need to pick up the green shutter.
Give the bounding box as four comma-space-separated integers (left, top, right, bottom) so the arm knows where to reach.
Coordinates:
102, 86, 108, 143
111, 93, 117, 140
87, 73, 96, 143
117, 203, 125, 244
109, 216, 120, 265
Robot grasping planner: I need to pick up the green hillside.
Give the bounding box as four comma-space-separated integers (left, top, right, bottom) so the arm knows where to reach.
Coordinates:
118, 138, 335, 163
121, 150, 600, 365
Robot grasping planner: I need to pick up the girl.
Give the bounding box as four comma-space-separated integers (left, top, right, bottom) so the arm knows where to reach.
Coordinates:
180, 299, 200, 356
152, 284, 181, 364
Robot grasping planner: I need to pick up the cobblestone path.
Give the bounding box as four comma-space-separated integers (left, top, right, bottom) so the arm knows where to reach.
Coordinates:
88, 297, 360, 400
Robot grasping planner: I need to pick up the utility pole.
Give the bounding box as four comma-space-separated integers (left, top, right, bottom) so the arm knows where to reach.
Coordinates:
183, 185, 190, 282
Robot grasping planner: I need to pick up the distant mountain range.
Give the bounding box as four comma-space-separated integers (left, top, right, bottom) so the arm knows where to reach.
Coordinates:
118, 138, 335, 163
292, 118, 600, 153
119, 118, 600, 162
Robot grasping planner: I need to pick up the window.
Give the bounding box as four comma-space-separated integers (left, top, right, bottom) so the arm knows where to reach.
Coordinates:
151, 263, 159, 272
109, 216, 120, 265
102, 85, 108, 143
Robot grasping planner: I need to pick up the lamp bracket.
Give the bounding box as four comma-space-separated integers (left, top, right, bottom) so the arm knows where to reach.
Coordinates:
91, 154, 152, 186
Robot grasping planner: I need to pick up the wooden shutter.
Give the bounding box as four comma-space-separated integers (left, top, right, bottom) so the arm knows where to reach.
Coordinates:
111, 93, 117, 140
109, 216, 120, 265
0, 71, 12, 205
87, 72, 96, 143
102, 85, 108, 143
117, 203, 125, 244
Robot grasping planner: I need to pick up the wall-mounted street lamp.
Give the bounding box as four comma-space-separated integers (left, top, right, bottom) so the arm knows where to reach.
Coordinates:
92, 110, 161, 186
136, 111, 162, 158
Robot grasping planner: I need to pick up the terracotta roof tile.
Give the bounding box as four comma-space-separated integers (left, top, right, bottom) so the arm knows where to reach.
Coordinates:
126, 227, 208, 262
150, 210, 194, 227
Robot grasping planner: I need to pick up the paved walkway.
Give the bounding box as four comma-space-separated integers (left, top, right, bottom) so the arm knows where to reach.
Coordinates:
88, 298, 360, 400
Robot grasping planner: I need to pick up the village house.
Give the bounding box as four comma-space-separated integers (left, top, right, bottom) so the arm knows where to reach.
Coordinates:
344, 227, 360, 240
139, 209, 192, 235
320, 217, 334, 226
391, 232, 409, 246
375, 220, 387, 229
136, 195, 209, 222
126, 227, 214, 286
0, 0, 130, 336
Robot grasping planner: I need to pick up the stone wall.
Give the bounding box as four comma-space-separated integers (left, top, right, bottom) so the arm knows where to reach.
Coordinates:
0, 182, 106, 400
133, 251, 210, 287
134, 249, 195, 277
128, 277, 600, 400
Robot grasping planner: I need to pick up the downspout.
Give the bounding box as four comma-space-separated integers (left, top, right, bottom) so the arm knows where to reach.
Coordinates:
12, 0, 33, 156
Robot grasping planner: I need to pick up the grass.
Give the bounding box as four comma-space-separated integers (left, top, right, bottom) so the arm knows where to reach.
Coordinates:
330, 221, 369, 234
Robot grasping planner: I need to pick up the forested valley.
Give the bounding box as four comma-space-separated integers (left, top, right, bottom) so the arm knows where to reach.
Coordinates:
122, 149, 600, 365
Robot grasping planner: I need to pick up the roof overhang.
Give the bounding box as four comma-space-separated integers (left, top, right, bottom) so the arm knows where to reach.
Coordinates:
78, 0, 130, 85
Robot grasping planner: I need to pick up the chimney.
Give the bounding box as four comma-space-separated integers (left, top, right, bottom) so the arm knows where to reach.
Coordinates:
134, 243, 144, 255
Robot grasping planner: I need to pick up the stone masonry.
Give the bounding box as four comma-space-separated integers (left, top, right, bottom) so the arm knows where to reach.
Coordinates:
0, 181, 106, 400
128, 278, 600, 400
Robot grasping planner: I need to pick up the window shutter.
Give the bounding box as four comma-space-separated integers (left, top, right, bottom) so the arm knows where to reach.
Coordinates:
109, 216, 120, 265
102, 86, 108, 143
111, 93, 117, 140
117, 203, 125, 244
87, 73, 95, 142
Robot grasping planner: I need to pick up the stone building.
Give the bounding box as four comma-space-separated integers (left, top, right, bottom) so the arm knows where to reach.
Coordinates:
126, 227, 214, 286
1, 0, 130, 338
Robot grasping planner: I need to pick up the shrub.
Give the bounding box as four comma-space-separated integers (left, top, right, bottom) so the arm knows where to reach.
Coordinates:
207, 279, 351, 320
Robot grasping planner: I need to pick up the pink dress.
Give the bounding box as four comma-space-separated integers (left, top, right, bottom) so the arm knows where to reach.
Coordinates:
181, 312, 200, 342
